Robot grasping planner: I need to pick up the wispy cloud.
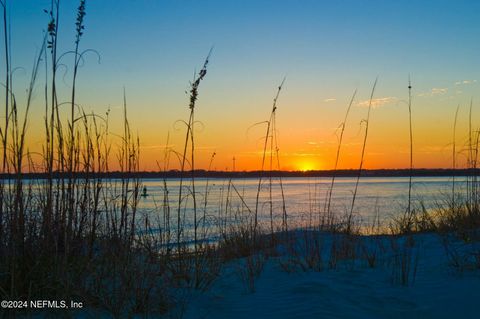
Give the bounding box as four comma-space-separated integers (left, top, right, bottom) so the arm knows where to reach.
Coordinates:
284, 152, 319, 157
418, 87, 448, 97
305, 140, 336, 147
324, 98, 336, 103
357, 97, 397, 108
432, 88, 448, 95
454, 80, 477, 85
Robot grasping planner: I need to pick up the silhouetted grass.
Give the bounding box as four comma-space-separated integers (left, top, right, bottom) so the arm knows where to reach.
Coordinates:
349, 78, 378, 233
324, 89, 357, 228
1, 2, 480, 317
254, 78, 287, 244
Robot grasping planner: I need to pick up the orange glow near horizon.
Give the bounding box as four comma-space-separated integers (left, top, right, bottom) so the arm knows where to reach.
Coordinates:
5, 1, 480, 175
18, 120, 472, 173
295, 160, 321, 172
18, 72, 479, 173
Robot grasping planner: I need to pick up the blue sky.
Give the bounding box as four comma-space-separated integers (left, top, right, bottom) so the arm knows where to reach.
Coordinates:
3, 0, 480, 169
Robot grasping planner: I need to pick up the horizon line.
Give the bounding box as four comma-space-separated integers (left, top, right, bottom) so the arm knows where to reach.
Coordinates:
1, 168, 478, 180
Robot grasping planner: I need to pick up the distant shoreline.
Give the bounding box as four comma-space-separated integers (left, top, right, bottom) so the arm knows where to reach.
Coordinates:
1, 168, 479, 179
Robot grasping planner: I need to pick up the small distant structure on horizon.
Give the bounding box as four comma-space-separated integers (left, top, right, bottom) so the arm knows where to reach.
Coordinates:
141, 186, 149, 197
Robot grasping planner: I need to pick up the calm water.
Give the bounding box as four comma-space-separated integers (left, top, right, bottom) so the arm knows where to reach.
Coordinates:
138, 176, 466, 239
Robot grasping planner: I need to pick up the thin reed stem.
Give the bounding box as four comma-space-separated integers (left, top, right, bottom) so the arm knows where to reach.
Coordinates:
254, 78, 285, 241
350, 78, 378, 227
452, 104, 460, 210
324, 89, 357, 223
407, 76, 413, 216
176, 50, 211, 262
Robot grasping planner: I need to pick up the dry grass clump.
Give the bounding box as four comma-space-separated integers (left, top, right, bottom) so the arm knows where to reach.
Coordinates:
389, 98, 480, 238
389, 193, 480, 238
388, 235, 419, 286
0, 2, 207, 316
237, 252, 266, 293
434, 201, 480, 237
442, 233, 480, 272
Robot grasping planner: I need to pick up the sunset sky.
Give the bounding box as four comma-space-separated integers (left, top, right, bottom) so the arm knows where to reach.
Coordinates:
5, 0, 480, 171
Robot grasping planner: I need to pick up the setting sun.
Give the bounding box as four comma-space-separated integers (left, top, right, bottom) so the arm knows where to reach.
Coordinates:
297, 161, 320, 172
